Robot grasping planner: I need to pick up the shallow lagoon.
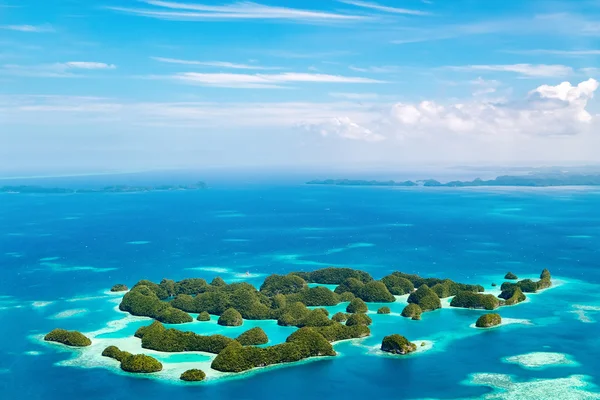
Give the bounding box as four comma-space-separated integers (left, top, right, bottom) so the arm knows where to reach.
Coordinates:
1, 183, 600, 399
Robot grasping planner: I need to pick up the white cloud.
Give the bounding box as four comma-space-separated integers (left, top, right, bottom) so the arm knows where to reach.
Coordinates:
151, 57, 280, 70
1, 62, 117, 77
167, 71, 385, 88
338, 0, 430, 16
448, 64, 573, 78
386, 79, 598, 137
65, 62, 116, 70
1, 24, 54, 32
108, 1, 371, 23
300, 116, 385, 142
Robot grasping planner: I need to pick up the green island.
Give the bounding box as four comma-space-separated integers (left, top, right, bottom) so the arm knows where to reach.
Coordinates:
475, 313, 502, 328
43, 267, 553, 379
381, 334, 417, 355
44, 329, 91, 347
0, 181, 207, 194
110, 284, 128, 292
102, 346, 163, 373
180, 369, 206, 382
307, 172, 600, 188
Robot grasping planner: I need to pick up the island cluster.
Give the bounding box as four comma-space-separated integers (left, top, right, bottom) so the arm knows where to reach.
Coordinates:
44, 267, 553, 380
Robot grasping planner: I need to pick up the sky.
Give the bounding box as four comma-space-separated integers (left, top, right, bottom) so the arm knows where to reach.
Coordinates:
1, 0, 600, 173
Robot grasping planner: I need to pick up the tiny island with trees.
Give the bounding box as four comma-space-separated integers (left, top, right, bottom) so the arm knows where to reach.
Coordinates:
43, 267, 553, 381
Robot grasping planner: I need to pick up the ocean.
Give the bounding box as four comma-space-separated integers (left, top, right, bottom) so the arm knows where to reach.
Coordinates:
1, 176, 599, 399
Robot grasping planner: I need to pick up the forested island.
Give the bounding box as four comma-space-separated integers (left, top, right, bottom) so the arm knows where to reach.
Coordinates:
307, 173, 600, 187
0, 181, 207, 194
44, 267, 552, 379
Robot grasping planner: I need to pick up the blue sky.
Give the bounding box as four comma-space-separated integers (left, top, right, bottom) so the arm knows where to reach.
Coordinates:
1, 0, 600, 172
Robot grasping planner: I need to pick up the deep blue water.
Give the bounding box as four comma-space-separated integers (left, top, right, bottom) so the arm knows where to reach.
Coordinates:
1, 180, 600, 399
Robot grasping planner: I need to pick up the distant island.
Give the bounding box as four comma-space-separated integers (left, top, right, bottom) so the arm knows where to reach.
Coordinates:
43, 266, 552, 380
307, 173, 600, 188
0, 181, 207, 194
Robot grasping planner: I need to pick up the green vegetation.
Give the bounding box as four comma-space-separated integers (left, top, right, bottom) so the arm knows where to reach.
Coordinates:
358, 281, 395, 302
381, 274, 414, 295
296, 308, 333, 328
381, 334, 417, 355
504, 272, 518, 280
211, 277, 227, 287
475, 313, 502, 328
346, 298, 368, 313
180, 369, 206, 382
260, 274, 307, 296
339, 292, 355, 302
501, 286, 527, 305
121, 354, 163, 373
401, 303, 422, 320
334, 278, 395, 302
292, 267, 372, 284
236, 327, 269, 346
44, 329, 91, 347
500, 270, 552, 295
120, 285, 193, 324
332, 312, 349, 322
110, 284, 128, 292
135, 321, 234, 354
218, 308, 243, 326
315, 322, 370, 342
197, 311, 211, 321
102, 346, 163, 373
286, 286, 340, 306
389, 272, 484, 294
346, 313, 372, 326
450, 291, 500, 310
377, 306, 391, 314
407, 285, 441, 312
170, 282, 272, 320
102, 346, 132, 362
540, 269, 551, 280
211, 327, 336, 373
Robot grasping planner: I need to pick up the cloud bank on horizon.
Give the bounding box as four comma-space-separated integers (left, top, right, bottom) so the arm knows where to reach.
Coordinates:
1, 0, 600, 171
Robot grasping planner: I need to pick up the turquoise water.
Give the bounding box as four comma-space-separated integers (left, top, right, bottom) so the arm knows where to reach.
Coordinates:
1, 181, 600, 399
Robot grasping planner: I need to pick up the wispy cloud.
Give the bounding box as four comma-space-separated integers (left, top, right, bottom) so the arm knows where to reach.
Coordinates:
1, 62, 117, 78
1, 24, 54, 33
107, 1, 371, 23
447, 64, 574, 78
165, 71, 385, 88
349, 65, 401, 73
338, 0, 430, 16
505, 49, 600, 57
64, 62, 116, 70
329, 92, 380, 100
152, 57, 281, 70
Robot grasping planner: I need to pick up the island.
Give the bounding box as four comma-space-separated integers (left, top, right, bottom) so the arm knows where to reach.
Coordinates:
0, 181, 207, 194
44, 329, 91, 347
102, 346, 163, 373
41, 266, 554, 380
110, 284, 128, 292
180, 369, 206, 382
381, 334, 417, 355
401, 303, 423, 320
307, 172, 600, 188
504, 272, 518, 280
475, 313, 502, 328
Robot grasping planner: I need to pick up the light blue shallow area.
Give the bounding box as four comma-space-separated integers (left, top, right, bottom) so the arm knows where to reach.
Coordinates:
1, 181, 600, 399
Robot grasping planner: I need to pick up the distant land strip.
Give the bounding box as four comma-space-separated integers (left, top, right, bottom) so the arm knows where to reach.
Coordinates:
307, 174, 600, 187
0, 181, 207, 194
